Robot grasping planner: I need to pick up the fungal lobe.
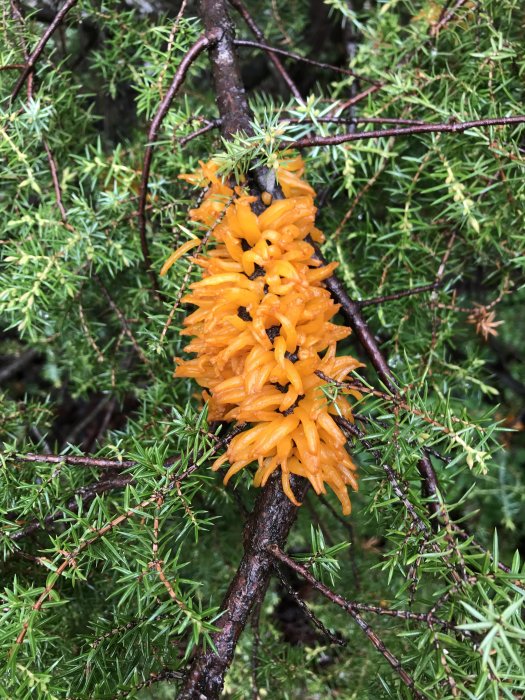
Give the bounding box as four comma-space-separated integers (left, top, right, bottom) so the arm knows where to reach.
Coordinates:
170, 157, 363, 514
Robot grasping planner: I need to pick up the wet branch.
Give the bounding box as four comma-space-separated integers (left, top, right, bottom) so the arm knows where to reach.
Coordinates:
179, 474, 309, 699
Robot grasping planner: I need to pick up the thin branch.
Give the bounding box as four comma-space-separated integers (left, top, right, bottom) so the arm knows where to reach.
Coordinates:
233, 38, 374, 83
286, 115, 428, 127
288, 115, 525, 149
228, 0, 302, 100
269, 545, 453, 629
115, 670, 182, 698
178, 118, 221, 146
6, 426, 243, 545
273, 562, 347, 646
0, 63, 25, 71
43, 139, 68, 222
358, 281, 440, 308
156, 0, 190, 99
269, 545, 426, 698
431, 0, 469, 37
330, 84, 382, 114
137, 32, 214, 299
11, 452, 135, 469
11, 0, 80, 101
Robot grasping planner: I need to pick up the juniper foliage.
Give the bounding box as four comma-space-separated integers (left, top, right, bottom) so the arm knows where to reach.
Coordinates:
1, 1, 524, 698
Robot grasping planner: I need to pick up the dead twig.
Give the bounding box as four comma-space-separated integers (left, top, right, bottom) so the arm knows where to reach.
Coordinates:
269, 545, 428, 699
11, 0, 80, 101
137, 32, 215, 299
229, 0, 302, 100
289, 116, 525, 149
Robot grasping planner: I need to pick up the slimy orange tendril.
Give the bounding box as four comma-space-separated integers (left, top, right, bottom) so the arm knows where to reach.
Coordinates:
165, 156, 363, 514
160, 238, 202, 276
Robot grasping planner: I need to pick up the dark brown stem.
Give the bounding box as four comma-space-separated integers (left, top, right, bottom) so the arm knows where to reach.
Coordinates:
199, 4, 252, 138
289, 116, 525, 149
178, 118, 221, 146
418, 451, 442, 520
287, 115, 428, 126
11, 0, 79, 101
312, 242, 397, 394
177, 474, 309, 699
137, 32, 214, 300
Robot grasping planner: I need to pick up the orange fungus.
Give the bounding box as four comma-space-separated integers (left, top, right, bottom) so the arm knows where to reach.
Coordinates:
168, 157, 363, 515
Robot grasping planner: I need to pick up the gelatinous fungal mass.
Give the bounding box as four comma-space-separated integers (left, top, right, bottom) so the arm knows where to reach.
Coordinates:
167, 157, 363, 514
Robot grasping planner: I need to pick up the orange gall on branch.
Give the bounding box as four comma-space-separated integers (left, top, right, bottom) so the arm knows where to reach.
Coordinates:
167, 157, 363, 514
